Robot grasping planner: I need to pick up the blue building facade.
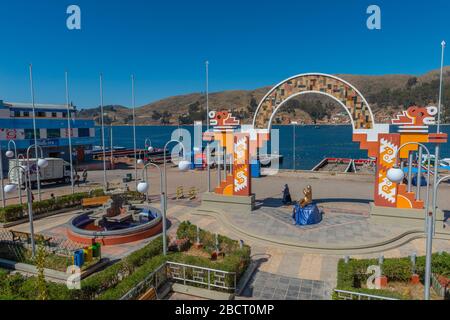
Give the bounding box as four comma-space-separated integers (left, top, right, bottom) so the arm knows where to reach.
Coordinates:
0, 100, 96, 170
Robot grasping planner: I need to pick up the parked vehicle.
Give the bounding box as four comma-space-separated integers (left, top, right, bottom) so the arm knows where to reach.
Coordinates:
9, 158, 74, 188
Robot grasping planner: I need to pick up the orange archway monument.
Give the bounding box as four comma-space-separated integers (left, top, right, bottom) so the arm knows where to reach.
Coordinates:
202, 73, 447, 219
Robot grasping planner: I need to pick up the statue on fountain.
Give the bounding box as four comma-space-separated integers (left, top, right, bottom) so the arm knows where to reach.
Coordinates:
292, 185, 322, 226
299, 185, 312, 208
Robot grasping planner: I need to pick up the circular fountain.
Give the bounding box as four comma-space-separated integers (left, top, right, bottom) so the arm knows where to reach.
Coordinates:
67, 195, 163, 245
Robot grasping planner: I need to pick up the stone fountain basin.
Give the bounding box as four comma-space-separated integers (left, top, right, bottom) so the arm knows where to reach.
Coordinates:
67, 205, 163, 245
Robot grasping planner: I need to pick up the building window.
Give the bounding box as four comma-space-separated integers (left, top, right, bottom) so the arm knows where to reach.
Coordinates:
51, 112, 57, 118
24, 129, 40, 139
37, 111, 46, 117
78, 128, 90, 137
62, 112, 67, 118
47, 128, 61, 138
14, 111, 21, 117
23, 111, 30, 117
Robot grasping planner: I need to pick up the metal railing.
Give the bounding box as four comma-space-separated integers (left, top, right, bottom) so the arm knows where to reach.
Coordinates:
120, 261, 237, 300
334, 289, 398, 300
167, 261, 236, 291
0, 229, 82, 258
120, 262, 168, 300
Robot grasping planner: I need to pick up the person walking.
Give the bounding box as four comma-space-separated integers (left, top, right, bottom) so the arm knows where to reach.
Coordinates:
75, 174, 80, 187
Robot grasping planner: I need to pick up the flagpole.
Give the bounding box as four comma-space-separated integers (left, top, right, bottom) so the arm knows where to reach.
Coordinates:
428, 40, 446, 300
205, 61, 211, 192
99, 73, 107, 191
65, 71, 75, 194
206, 60, 209, 131
131, 75, 138, 189
29, 64, 42, 201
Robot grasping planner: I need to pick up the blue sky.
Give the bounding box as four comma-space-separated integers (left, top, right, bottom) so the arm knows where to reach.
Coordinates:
0, 0, 449, 108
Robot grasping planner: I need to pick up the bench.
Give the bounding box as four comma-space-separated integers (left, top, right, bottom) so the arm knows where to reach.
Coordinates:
138, 287, 158, 300
81, 196, 111, 208
10, 231, 52, 246
10, 230, 29, 242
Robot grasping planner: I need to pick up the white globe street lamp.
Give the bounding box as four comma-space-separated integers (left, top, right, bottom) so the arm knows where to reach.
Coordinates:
37, 158, 49, 168
5, 150, 14, 158
4, 184, 17, 194
148, 146, 154, 153
386, 166, 404, 183
137, 159, 144, 165
137, 181, 149, 193
178, 160, 191, 171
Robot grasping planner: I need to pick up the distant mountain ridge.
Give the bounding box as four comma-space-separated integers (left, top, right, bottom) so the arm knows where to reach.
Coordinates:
78, 67, 450, 125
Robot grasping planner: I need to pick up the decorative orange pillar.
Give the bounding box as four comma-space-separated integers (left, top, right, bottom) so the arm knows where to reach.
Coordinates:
233, 134, 251, 196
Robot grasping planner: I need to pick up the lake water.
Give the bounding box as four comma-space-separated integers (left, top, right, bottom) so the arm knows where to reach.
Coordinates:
96, 125, 450, 170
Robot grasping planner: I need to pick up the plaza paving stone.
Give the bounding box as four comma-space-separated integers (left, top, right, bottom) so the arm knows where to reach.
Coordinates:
241, 271, 332, 300
222, 206, 418, 247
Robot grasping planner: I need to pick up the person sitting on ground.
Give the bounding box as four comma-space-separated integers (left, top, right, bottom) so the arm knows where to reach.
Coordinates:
282, 184, 292, 204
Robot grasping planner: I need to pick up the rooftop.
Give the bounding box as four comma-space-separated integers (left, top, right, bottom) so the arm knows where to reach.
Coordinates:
2, 101, 75, 111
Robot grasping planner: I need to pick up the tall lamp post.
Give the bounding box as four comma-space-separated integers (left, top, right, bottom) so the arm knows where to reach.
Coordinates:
65, 71, 75, 195
137, 162, 166, 214
386, 142, 432, 300
145, 138, 154, 152
5, 140, 23, 205
4, 162, 47, 257
26, 144, 49, 190
162, 140, 191, 255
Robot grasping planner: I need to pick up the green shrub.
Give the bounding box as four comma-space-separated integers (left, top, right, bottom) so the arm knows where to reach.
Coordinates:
175, 221, 251, 280
0, 191, 93, 223
335, 252, 450, 300
71, 235, 165, 300
0, 221, 252, 300
177, 221, 245, 254
90, 189, 106, 197
97, 254, 171, 300
0, 204, 26, 223
125, 190, 145, 201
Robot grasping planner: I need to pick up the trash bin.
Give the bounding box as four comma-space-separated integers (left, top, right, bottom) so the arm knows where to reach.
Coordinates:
92, 243, 101, 258
73, 249, 84, 267
251, 160, 261, 178
83, 246, 93, 262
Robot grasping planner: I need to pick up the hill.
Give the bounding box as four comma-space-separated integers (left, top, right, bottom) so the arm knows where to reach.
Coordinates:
78, 67, 450, 125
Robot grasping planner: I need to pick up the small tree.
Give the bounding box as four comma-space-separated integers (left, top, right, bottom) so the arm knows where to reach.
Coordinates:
35, 243, 48, 300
